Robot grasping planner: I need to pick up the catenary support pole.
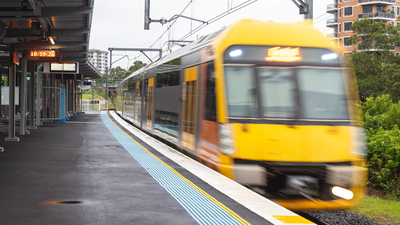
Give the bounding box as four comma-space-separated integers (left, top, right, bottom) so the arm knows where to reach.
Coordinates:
304, 0, 313, 20
107, 51, 111, 112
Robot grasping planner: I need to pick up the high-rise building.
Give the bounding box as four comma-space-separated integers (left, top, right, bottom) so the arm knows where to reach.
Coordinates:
327, 0, 399, 54
88, 49, 108, 75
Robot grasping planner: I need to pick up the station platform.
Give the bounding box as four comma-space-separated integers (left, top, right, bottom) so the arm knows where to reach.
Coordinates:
0, 111, 315, 225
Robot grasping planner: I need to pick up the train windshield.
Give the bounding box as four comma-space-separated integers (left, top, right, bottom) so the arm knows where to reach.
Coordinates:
224, 66, 350, 120
224, 66, 258, 118
258, 68, 296, 118
297, 68, 349, 120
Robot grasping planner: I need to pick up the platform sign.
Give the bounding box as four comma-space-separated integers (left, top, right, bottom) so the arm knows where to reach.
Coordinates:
13, 52, 19, 65
50, 62, 79, 74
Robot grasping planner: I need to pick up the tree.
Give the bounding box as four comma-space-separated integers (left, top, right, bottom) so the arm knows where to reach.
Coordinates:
129, 60, 147, 73
348, 18, 400, 102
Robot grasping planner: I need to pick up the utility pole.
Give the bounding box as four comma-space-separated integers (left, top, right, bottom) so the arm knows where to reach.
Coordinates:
144, 0, 207, 30
292, 0, 313, 21
105, 66, 109, 111
92, 81, 94, 110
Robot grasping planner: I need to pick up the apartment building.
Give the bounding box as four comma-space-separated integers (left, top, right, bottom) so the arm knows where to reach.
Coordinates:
327, 0, 400, 53
88, 49, 108, 75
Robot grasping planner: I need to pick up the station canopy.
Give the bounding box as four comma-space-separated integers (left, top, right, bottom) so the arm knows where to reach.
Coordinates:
0, 0, 102, 79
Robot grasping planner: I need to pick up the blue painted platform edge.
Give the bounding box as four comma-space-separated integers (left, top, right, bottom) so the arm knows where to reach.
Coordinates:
0, 120, 35, 123
52, 119, 66, 123
100, 111, 246, 225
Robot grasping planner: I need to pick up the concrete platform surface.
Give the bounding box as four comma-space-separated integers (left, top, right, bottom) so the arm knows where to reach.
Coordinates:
0, 111, 279, 225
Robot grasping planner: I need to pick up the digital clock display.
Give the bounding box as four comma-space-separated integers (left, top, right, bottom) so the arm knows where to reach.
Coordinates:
30, 50, 56, 57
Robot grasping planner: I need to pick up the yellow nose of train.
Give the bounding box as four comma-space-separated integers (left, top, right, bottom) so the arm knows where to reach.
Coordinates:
116, 19, 367, 211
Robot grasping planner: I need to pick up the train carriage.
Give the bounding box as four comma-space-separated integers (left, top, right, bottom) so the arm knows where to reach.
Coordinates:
116, 19, 367, 210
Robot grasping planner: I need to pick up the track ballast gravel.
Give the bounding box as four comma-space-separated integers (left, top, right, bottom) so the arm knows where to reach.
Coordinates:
304, 209, 383, 225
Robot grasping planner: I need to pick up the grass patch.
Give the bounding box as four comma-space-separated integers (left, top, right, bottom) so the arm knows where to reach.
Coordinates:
347, 196, 400, 224
82, 94, 93, 100
82, 93, 105, 100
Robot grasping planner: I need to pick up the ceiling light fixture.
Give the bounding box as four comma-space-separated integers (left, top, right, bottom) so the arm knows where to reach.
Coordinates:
48, 37, 55, 45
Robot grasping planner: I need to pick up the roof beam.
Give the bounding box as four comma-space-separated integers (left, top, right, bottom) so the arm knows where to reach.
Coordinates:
16, 41, 88, 49
41, 7, 93, 17
57, 51, 87, 57
5, 28, 90, 38
27, 0, 38, 11
0, 6, 92, 18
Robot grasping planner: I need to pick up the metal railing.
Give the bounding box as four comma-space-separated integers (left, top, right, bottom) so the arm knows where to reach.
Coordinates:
327, 33, 338, 38
326, 18, 338, 25
358, 12, 396, 19
358, 0, 395, 4
82, 100, 107, 111
41, 87, 61, 121
327, 4, 338, 11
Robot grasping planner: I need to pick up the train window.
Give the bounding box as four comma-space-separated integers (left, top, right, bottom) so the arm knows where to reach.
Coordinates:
156, 71, 180, 88
224, 66, 258, 118
297, 68, 349, 120
258, 68, 296, 118
154, 110, 179, 137
156, 59, 181, 88
205, 62, 217, 121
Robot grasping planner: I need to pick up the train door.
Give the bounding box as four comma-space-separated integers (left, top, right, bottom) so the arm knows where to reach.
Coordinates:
142, 79, 148, 129
146, 78, 154, 131
198, 62, 219, 169
181, 66, 198, 152
123, 84, 127, 118
134, 81, 141, 127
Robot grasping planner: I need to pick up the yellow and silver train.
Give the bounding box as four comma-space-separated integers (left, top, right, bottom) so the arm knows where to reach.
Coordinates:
116, 19, 367, 210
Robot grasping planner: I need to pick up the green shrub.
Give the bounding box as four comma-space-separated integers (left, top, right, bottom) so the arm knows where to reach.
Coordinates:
366, 127, 400, 198
362, 94, 400, 134
362, 94, 400, 198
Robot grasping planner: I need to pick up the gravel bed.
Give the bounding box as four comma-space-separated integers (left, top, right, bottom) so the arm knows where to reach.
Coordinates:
304, 209, 382, 225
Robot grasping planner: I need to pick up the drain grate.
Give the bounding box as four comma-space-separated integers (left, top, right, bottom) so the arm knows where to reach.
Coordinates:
57, 201, 82, 204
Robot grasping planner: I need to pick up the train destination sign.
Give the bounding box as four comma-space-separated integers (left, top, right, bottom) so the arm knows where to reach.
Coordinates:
265, 47, 302, 62
224, 45, 341, 65
30, 50, 56, 57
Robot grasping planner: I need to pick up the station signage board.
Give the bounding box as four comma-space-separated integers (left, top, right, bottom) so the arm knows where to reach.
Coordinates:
50, 62, 79, 74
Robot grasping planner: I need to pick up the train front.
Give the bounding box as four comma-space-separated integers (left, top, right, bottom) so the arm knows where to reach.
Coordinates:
211, 20, 367, 210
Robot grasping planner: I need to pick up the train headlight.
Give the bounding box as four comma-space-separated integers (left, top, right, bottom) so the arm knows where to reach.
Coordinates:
351, 127, 367, 158
332, 186, 353, 200
219, 123, 235, 155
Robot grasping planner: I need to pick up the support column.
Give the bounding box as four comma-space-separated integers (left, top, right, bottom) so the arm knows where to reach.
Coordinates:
304, 0, 313, 20
19, 51, 29, 135
43, 74, 48, 120
35, 64, 42, 127
73, 78, 76, 113
50, 74, 54, 119
66, 79, 69, 115
28, 62, 37, 129
6, 43, 19, 141
92, 82, 94, 110
107, 50, 111, 111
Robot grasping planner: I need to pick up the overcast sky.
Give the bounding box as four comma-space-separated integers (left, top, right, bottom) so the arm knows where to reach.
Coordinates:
89, 0, 333, 69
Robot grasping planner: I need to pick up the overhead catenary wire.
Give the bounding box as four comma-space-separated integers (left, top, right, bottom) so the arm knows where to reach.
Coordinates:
144, 0, 360, 63
164, 0, 258, 55
135, 0, 258, 63
254, 0, 291, 20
